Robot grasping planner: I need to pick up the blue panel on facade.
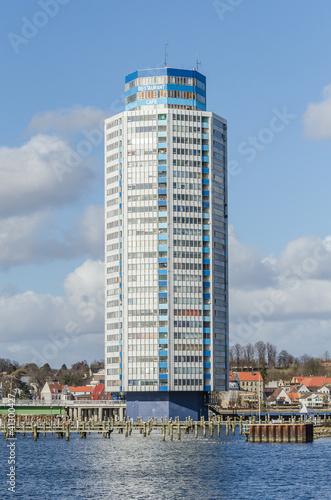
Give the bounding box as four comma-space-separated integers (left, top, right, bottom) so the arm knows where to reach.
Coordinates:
158, 234, 167, 240
203, 305, 211, 310
159, 316, 168, 321
203, 259, 210, 264
203, 351, 211, 356
204, 386, 211, 391
159, 374, 168, 380
203, 339, 211, 344
202, 202, 210, 208
158, 154, 167, 160
202, 134, 209, 139
159, 327, 168, 333
203, 281, 210, 287
158, 189, 167, 195
203, 270, 210, 276
203, 293, 210, 299
202, 191, 209, 196
159, 386, 168, 391
158, 131, 167, 137
158, 177, 167, 183
158, 200, 167, 206
119, 340, 123, 345
158, 258, 167, 263
203, 248, 210, 253
202, 122, 209, 128
159, 350, 168, 356
158, 223, 167, 228
158, 212, 167, 218
202, 179, 209, 185
158, 246, 167, 252
120, 374, 122, 380
158, 281, 167, 286
204, 374, 211, 379
159, 339, 168, 345
203, 236, 210, 242
203, 362, 211, 368
159, 293, 167, 298
202, 145, 209, 151
159, 269, 167, 275
120, 351, 123, 357
159, 362, 168, 368
202, 156, 209, 162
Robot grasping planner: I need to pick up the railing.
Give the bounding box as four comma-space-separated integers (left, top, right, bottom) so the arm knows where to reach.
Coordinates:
0, 399, 126, 407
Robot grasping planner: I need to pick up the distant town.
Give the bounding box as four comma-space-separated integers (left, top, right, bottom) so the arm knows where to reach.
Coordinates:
1, 341, 330, 411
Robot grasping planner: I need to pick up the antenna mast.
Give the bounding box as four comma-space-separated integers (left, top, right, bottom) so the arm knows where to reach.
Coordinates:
164, 42, 168, 67
196, 53, 201, 72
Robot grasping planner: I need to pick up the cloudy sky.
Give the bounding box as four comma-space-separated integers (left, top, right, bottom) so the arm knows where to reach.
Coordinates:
1, 1, 331, 366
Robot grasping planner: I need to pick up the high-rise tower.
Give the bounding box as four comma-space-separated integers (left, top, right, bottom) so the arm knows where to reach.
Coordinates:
105, 68, 228, 420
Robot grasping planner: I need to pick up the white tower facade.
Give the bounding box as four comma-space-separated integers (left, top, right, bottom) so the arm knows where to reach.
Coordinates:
105, 68, 228, 419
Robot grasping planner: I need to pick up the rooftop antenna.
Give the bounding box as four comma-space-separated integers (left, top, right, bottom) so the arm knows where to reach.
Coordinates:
196, 53, 201, 72
164, 42, 168, 67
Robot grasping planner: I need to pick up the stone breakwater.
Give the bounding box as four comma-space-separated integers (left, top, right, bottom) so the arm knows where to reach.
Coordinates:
314, 426, 331, 439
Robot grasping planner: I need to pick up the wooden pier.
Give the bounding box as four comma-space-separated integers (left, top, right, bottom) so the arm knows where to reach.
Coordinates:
0, 415, 249, 442
0, 414, 327, 442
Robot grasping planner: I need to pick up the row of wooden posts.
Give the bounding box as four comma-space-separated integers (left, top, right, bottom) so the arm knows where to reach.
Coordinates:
0, 415, 247, 442
1, 413, 329, 442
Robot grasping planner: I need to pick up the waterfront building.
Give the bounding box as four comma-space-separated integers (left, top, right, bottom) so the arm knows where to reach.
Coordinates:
104, 67, 228, 419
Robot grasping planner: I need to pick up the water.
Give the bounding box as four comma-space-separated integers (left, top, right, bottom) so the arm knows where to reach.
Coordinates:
0, 429, 330, 499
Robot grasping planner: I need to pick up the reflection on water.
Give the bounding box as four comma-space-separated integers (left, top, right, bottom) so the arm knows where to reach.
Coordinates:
0, 427, 330, 499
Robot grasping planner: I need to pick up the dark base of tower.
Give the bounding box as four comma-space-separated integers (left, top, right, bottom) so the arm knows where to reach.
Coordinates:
126, 391, 209, 421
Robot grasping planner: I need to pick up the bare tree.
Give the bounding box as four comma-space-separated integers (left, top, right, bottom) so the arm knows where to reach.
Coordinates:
255, 341, 266, 367
277, 350, 294, 369
233, 343, 243, 369
266, 343, 277, 368
243, 343, 255, 369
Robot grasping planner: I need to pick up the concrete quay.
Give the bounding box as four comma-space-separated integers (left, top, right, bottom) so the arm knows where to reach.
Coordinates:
0, 399, 126, 420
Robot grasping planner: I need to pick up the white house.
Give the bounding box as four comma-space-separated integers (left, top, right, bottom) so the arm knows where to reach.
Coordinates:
299, 393, 324, 408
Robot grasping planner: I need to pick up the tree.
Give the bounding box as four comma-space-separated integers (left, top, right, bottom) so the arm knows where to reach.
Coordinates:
233, 344, 243, 368
277, 350, 294, 369
255, 341, 266, 367
266, 343, 277, 368
243, 343, 255, 369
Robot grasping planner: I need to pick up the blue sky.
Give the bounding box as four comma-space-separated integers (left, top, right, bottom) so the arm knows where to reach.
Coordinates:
1, 0, 331, 366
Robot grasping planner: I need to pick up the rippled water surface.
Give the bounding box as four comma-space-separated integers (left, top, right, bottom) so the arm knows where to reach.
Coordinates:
0, 428, 330, 499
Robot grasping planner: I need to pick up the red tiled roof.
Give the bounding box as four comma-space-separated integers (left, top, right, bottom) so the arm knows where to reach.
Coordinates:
293, 376, 331, 387
236, 372, 262, 382
68, 386, 93, 392
48, 382, 63, 394
288, 393, 300, 402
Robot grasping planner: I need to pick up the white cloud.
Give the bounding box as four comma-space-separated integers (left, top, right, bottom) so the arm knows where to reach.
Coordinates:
302, 83, 331, 139
0, 204, 104, 268
0, 260, 104, 366
229, 229, 331, 356
228, 226, 275, 289
0, 134, 94, 218
66, 204, 104, 260
26, 105, 109, 136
